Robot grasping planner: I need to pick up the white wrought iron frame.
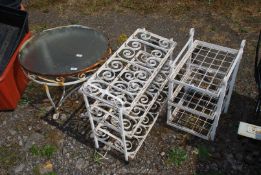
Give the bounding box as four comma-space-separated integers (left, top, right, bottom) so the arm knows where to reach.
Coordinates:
81, 28, 177, 161
167, 28, 245, 140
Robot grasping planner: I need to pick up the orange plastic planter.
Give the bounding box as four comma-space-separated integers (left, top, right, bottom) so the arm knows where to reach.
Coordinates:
0, 32, 31, 111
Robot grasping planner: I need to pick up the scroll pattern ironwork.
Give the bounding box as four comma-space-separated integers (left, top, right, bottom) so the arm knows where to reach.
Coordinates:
81, 28, 176, 161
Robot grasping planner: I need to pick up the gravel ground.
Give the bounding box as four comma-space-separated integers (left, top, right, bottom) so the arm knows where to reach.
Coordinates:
0, 1, 261, 175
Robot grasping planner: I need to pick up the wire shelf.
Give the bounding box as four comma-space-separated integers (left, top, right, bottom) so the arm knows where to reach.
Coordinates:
169, 85, 218, 120
172, 40, 238, 97
167, 107, 213, 140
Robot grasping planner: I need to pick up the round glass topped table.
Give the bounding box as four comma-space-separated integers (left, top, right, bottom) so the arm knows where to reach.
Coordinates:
19, 25, 111, 118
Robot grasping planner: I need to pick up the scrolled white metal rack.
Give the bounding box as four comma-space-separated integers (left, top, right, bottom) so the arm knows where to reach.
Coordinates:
80, 28, 177, 161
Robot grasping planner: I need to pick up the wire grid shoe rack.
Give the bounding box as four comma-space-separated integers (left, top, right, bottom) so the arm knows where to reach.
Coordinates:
80, 28, 177, 161
167, 28, 246, 140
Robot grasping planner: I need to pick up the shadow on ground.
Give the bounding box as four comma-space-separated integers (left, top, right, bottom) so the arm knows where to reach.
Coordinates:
188, 92, 261, 175
38, 84, 261, 174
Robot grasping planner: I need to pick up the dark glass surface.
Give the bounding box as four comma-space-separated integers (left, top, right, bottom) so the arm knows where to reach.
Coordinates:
19, 25, 109, 76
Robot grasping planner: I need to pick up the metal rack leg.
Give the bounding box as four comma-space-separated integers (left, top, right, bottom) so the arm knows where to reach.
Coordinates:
118, 107, 128, 162
57, 86, 66, 109
44, 84, 66, 119
223, 62, 240, 113
167, 80, 174, 121
224, 41, 245, 113
83, 94, 99, 149
210, 114, 220, 140
44, 84, 56, 110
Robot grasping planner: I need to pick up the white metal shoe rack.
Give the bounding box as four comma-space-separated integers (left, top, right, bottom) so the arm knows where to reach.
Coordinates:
80, 28, 177, 161
167, 28, 246, 140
